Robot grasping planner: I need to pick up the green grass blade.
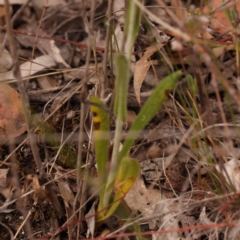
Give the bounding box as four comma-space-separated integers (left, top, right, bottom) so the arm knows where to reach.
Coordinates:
119, 70, 181, 160
114, 53, 129, 121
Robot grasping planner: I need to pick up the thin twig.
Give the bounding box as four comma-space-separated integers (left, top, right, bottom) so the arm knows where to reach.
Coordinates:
75, 0, 96, 236
4, 0, 43, 174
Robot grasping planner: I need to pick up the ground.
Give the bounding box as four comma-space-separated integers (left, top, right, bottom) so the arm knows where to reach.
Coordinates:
0, 0, 240, 239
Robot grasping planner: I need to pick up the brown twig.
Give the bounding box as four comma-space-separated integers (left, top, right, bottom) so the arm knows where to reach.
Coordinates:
4, 0, 43, 174
4, 6, 36, 239
75, 0, 96, 237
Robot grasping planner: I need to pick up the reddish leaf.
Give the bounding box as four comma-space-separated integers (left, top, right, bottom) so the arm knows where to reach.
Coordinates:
0, 83, 26, 142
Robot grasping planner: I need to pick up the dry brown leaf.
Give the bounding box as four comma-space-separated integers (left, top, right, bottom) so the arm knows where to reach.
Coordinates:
0, 83, 26, 143
204, 0, 240, 34
124, 177, 161, 219
134, 44, 163, 105
24, 174, 48, 203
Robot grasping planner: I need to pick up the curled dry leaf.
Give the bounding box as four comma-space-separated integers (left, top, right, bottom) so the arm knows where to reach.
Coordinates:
204, 0, 240, 34
0, 83, 26, 143
134, 44, 163, 105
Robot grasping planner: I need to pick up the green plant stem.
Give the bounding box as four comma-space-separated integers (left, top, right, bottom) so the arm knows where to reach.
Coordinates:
103, 118, 123, 208
125, 12, 137, 60
99, 0, 141, 216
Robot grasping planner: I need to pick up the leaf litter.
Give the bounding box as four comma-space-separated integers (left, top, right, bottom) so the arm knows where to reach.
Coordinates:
1, 0, 240, 239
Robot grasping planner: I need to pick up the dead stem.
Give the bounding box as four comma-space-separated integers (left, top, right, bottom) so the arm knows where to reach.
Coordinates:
75, 0, 96, 237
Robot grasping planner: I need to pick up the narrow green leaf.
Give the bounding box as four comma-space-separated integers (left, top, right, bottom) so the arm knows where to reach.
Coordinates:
90, 96, 110, 210
97, 157, 140, 222
114, 53, 129, 121
119, 70, 181, 160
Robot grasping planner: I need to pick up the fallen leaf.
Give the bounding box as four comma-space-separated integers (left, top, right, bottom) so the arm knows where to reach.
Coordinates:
204, 0, 240, 34
47, 40, 70, 67
152, 201, 183, 239
0, 55, 56, 82
16, 23, 69, 67
215, 158, 240, 191
0, 83, 26, 143
199, 206, 214, 225
124, 177, 161, 219
24, 174, 48, 203
85, 201, 97, 238
134, 44, 163, 105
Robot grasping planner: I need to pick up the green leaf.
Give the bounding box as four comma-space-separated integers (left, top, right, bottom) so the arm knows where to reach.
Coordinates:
114, 157, 140, 198
90, 96, 110, 211
119, 70, 181, 160
114, 54, 129, 121
125, 0, 141, 51
97, 156, 140, 222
